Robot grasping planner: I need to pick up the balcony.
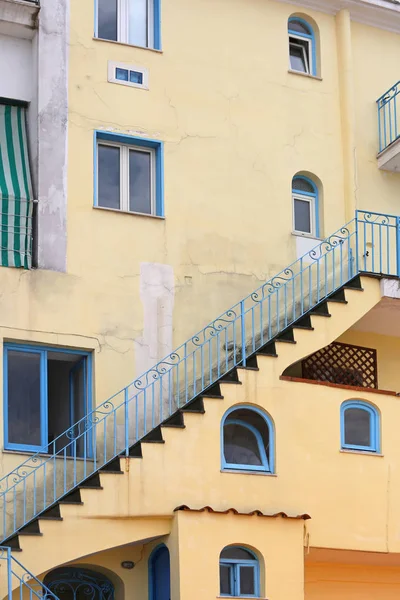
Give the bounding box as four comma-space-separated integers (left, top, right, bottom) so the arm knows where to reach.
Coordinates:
0, 0, 39, 39
377, 81, 400, 171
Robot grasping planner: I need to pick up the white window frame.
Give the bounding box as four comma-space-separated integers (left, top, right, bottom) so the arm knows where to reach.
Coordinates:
108, 61, 149, 90
97, 141, 156, 215
292, 192, 315, 236
289, 34, 312, 75
97, 0, 154, 48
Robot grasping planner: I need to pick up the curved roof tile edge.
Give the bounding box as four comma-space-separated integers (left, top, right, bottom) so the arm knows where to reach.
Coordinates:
174, 505, 311, 520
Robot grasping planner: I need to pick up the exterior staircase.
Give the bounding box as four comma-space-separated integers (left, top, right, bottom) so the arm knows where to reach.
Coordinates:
0, 209, 398, 595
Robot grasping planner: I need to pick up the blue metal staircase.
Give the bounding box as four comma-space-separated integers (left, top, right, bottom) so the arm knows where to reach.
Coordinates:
0, 209, 399, 552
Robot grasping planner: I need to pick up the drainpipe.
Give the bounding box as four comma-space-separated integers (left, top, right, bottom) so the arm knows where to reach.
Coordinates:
336, 8, 357, 221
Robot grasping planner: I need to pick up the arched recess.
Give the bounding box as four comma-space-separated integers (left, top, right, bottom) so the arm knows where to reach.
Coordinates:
288, 13, 321, 77
43, 566, 115, 600
291, 171, 323, 239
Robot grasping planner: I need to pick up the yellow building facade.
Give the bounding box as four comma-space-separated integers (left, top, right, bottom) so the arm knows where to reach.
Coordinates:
2, 0, 400, 598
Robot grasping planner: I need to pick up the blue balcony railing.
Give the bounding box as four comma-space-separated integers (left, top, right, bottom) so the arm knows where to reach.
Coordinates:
377, 81, 400, 152
0, 210, 400, 544
0, 546, 59, 600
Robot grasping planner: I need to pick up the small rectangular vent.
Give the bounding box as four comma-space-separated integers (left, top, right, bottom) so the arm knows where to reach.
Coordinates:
108, 62, 149, 90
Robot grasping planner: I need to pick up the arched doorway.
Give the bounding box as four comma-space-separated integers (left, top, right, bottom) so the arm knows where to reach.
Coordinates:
149, 545, 170, 600
44, 567, 115, 600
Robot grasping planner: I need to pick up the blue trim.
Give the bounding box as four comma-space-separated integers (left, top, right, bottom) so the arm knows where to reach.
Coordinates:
221, 405, 274, 474
94, 0, 98, 37
94, 131, 164, 217
154, 0, 161, 50
4, 343, 92, 453
148, 543, 170, 600
340, 400, 380, 453
219, 546, 260, 598
288, 17, 317, 76
292, 175, 320, 237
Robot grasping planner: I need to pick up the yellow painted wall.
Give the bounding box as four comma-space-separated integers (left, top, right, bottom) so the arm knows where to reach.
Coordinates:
305, 562, 400, 600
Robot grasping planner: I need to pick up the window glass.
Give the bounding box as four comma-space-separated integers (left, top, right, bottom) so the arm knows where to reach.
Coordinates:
7, 350, 41, 446
240, 566, 255, 596
219, 565, 232, 595
294, 198, 311, 233
116, 68, 129, 81
129, 149, 152, 214
98, 145, 120, 210
221, 548, 255, 561
289, 40, 308, 73
344, 408, 371, 447
224, 423, 262, 466
98, 0, 118, 41
130, 71, 144, 85
293, 178, 314, 194
129, 0, 148, 47
288, 19, 311, 35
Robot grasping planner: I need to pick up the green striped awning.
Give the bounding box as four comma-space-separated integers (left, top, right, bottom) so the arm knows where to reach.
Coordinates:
0, 104, 33, 269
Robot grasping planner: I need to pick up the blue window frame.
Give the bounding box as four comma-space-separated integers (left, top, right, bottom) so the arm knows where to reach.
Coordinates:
4, 343, 92, 454
219, 546, 260, 598
221, 405, 274, 473
95, 0, 161, 50
292, 175, 319, 237
340, 400, 380, 453
94, 131, 164, 218
288, 17, 316, 76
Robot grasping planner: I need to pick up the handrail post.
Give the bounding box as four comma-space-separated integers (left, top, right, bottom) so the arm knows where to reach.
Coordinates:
240, 300, 246, 367
6, 547, 12, 600
124, 388, 129, 457
354, 214, 359, 274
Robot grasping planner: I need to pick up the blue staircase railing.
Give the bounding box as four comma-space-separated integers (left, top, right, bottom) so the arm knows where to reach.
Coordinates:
0, 546, 59, 600
377, 81, 400, 153
0, 210, 399, 543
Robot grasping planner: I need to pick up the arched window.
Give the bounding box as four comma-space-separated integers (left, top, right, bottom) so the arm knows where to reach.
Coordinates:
219, 546, 260, 597
148, 544, 171, 600
288, 17, 316, 76
43, 567, 114, 600
341, 400, 380, 453
221, 406, 274, 473
292, 175, 319, 237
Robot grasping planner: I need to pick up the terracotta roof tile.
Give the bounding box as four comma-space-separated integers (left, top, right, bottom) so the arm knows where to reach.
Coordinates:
174, 505, 311, 520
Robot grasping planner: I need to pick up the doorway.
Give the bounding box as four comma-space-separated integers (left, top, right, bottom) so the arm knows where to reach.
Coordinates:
149, 545, 171, 600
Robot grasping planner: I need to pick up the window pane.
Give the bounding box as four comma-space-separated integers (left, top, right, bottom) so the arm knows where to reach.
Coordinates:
7, 350, 41, 447
288, 19, 311, 35
345, 408, 371, 447
98, 145, 120, 210
221, 548, 255, 561
294, 198, 311, 233
130, 71, 144, 85
116, 68, 129, 81
292, 177, 314, 194
224, 423, 262, 466
220, 565, 232, 595
290, 43, 308, 73
129, 0, 148, 47
129, 149, 152, 214
98, 0, 118, 41
239, 566, 255, 596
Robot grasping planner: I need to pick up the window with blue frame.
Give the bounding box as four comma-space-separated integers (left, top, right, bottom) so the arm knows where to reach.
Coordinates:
95, 132, 164, 218
219, 546, 260, 597
288, 17, 316, 76
292, 175, 319, 237
341, 400, 380, 453
4, 343, 92, 455
222, 406, 274, 473
96, 0, 161, 50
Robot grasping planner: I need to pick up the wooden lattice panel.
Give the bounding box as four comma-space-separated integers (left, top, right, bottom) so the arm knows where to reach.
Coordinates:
302, 342, 378, 389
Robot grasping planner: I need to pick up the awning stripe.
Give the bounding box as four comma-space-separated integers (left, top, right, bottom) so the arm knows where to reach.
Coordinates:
0, 104, 33, 269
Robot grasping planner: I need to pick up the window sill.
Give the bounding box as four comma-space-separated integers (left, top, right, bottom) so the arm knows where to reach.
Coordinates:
93, 37, 162, 53
288, 69, 322, 81
93, 206, 165, 220
221, 469, 277, 477
2, 449, 94, 461
291, 231, 321, 240
340, 449, 383, 457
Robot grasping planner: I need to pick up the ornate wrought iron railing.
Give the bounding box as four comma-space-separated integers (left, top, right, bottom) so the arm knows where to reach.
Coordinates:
377, 81, 400, 153
0, 546, 59, 600
0, 210, 399, 542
